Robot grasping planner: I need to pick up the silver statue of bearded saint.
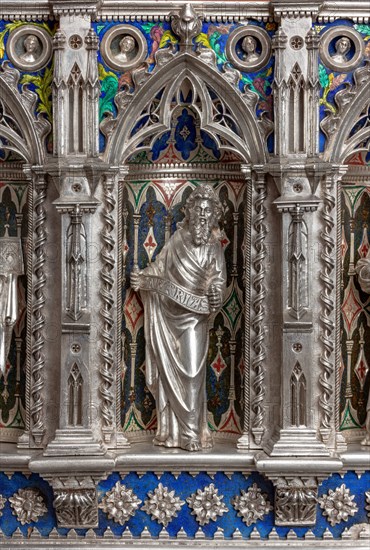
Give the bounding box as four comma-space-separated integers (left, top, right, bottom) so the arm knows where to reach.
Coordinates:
131, 185, 226, 451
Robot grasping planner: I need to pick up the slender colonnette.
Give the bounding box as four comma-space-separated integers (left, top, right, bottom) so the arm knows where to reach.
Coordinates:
100, 176, 116, 442
31, 178, 47, 444
319, 176, 336, 439
251, 175, 267, 445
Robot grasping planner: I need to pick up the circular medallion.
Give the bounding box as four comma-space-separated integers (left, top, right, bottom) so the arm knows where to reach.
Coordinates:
319, 26, 365, 73
6, 25, 52, 72
226, 26, 271, 73
101, 25, 147, 72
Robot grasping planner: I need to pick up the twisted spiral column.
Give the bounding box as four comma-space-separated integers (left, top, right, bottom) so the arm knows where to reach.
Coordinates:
25, 183, 33, 434
99, 176, 116, 442
237, 170, 252, 449
31, 178, 47, 445
334, 172, 347, 450
335, 179, 342, 436
251, 174, 267, 445
115, 172, 130, 447
319, 175, 336, 441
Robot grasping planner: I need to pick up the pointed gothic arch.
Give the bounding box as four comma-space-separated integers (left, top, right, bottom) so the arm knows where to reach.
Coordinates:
0, 63, 50, 165
323, 75, 370, 164
104, 53, 267, 166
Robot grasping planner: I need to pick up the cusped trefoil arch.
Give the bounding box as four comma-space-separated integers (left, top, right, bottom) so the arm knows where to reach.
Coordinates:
104, 53, 267, 166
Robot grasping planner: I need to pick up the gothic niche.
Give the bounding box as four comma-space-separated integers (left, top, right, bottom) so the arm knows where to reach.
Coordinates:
288, 207, 308, 319
120, 77, 248, 444
66, 205, 87, 321
68, 363, 83, 427
287, 63, 305, 154
68, 64, 84, 154
290, 362, 307, 427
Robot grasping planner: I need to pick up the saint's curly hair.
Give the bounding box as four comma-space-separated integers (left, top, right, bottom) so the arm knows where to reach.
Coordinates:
183, 185, 222, 228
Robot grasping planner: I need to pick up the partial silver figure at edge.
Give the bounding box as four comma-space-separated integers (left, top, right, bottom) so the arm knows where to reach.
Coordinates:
357, 248, 370, 445
131, 185, 226, 452
0, 225, 24, 376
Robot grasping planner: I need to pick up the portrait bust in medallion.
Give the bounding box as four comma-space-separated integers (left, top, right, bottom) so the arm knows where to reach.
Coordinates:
6, 25, 52, 71
114, 35, 137, 64
241, 35, 260, 64
331, 36, 351, 64
20, 34, 41, 63
319, 26, 364, 72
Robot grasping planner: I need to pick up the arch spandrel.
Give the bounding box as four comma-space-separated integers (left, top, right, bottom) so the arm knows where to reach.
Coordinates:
322, 62, 370, 165
0, 62, 50, 166
104, 52, 268, 166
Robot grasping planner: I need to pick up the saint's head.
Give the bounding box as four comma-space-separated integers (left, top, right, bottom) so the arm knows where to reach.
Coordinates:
183, 185, 222, 246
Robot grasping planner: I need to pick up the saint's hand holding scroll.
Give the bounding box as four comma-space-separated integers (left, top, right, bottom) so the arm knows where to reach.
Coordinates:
131, 185, 226, 451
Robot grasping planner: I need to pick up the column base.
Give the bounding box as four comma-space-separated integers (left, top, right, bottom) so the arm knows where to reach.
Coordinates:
267, 428, 331, 457
44, 428, 106, 456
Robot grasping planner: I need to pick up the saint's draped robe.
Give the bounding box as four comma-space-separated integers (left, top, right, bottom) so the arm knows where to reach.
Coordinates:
140, 226, 226, 448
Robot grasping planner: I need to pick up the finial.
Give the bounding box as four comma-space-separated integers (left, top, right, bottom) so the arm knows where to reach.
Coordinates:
171, 3, 202, 52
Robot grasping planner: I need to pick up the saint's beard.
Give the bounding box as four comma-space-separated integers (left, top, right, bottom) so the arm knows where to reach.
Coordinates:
189, 216, 212, 246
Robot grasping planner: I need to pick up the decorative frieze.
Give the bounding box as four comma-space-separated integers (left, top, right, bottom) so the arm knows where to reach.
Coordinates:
142, 484, 185, 527
232, 483, 272, 526
318, 484, 358, 526
9, 488, 47, 525
187, 484, 228, 526
99, 482, 142, 525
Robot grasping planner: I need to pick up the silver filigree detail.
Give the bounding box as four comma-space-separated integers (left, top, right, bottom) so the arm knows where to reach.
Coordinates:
9, 488, 47, 525
99, 482, 141, 525
142, 483, 184, 527
0, 494, 5, 517
319, 484, 358, 526
187, 484, 228, 525
232, 483, 271, 526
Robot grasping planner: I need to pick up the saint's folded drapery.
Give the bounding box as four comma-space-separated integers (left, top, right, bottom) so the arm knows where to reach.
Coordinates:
132, 185, 226, 451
